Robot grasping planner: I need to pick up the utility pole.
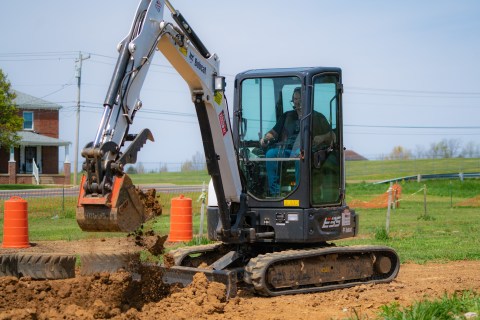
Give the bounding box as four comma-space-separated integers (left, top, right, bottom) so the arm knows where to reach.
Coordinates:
74, 52, 90, 185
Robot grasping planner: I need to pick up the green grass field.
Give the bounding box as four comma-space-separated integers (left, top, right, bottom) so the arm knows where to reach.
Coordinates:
376, 291, 480, 320
1, 157, 479, 263
340, 180, 480, 263
345, 157, 480, 182
1, 176, 479, 264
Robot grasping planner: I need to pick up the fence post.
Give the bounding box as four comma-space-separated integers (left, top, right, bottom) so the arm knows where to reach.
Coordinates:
450, 181, 453, 209
62, 186, 65, 216
198, 182, 207, 238
386, 182, 392, 235
423, 184, 427, 217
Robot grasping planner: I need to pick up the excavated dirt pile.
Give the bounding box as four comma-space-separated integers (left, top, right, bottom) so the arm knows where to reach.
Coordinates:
0, 251, 480, 319
0, 269, 227, 320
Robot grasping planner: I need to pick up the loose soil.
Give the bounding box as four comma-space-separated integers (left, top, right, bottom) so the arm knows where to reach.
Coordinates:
1, 237, 479, 320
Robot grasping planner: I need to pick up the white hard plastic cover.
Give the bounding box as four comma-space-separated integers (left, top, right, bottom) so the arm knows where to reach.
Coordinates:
207, 179, 218, 207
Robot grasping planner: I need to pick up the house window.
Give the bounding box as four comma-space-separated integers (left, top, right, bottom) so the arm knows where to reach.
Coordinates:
23, 111, 33, 130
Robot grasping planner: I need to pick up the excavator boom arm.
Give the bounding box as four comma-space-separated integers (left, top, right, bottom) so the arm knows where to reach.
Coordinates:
77, 0, 243, 234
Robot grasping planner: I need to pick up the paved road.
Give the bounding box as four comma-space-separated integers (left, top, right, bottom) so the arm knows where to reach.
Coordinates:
0, 184, 203, 200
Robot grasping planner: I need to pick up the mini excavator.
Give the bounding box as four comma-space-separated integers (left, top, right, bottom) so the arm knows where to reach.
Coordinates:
77, 0, 399, 296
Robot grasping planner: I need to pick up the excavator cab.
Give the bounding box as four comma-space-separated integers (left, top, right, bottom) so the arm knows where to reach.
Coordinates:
234, 68, 343, 208
204, 67, 354, 244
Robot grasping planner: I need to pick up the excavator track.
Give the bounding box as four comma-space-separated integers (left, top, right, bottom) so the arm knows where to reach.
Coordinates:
244, 245, 399, 296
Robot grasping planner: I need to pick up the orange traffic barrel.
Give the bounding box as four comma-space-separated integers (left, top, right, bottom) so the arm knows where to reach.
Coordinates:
2, 196, 30, 248
169, 195, 193, 242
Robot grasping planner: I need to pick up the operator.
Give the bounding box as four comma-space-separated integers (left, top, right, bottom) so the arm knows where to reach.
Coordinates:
260, 87, 335, 196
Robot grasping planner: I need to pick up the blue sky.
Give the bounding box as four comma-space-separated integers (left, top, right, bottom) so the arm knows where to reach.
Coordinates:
1, 0, 479, 170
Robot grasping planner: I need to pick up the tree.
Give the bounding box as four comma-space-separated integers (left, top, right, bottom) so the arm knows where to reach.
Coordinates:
427, 140, 447, 158
135, 162, 145, 174
181, 160, 194, 172
414, 145, 426, 159
426, 139, 462, 159
388, 145, 411, 160
158, 162, 168, 172
0, 69, 22, 150
191, 150, 206, 170
446, 138, 461, 158
181, 151, 206, 172
126, 165, 137, 174
461, 141, 480, 158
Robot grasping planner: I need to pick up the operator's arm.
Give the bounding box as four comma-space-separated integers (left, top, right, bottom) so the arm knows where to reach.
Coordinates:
312, 112, 335, 147
260, 113, 285, 147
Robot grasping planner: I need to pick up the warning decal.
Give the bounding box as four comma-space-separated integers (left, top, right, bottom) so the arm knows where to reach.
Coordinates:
219, 110, 228, 136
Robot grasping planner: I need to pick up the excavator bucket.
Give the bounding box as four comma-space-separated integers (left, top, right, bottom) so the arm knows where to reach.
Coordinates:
76, 174, 148, 232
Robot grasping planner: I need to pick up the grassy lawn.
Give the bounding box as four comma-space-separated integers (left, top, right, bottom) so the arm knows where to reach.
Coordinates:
0, 190, 206, 241
1, 158, 480, 263
375, 291, 480, 320
1, 177, 479, 265
0, 184, 46, 190
339, 179, 480, 263
346, 157, 480, 182
2, 158, 477, 189
126, 171, 210, 186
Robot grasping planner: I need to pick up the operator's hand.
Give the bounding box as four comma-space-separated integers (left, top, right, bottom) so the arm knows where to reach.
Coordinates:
260, 132, 274, 148
313, 135, 326, 147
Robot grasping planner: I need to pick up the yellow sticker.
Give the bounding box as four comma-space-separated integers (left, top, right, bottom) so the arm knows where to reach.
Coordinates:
179, 47, 187, 57
284, 199, 299, 207
214, 91, 223, 105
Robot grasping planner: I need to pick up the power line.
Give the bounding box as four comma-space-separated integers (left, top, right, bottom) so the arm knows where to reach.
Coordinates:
0, 51, 78, 56
77, 108, 198, 124
345, 131, 480, 136
0, 57, 76, 62
346, 101, 479, 109
346, 124, 480, 129
39, 82, 75, 100
347, 86, 480, 96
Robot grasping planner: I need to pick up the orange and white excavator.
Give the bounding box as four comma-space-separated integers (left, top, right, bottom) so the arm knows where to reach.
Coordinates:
77, 0, 399, 296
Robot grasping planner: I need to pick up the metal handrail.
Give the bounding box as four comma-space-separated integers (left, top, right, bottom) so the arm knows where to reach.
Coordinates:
32, 158, 40, 185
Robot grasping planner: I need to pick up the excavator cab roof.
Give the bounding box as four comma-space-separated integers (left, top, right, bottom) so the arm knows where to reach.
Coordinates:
236, 67, 342, 78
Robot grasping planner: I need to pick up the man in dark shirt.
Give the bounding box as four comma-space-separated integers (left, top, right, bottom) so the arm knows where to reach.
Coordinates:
260, 87, 334, 196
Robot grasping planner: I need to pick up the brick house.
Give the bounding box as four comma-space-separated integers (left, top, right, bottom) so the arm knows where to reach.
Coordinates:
0, 90, 71, 185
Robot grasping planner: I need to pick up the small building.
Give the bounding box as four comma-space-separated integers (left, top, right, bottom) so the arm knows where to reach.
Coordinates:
0, 90, 71, 185
345, 150, 368, 161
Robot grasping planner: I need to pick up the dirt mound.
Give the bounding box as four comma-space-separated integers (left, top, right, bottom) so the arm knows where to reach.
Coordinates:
0, 272, 141, 319
0, 258, 479, 319
0, 268, 226, 320
131, 273, 227, 319
1, 236, 480, 319
0, 267, 171, 319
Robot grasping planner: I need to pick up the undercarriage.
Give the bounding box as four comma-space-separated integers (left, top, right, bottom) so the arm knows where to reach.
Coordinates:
161, 243, 400, 297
